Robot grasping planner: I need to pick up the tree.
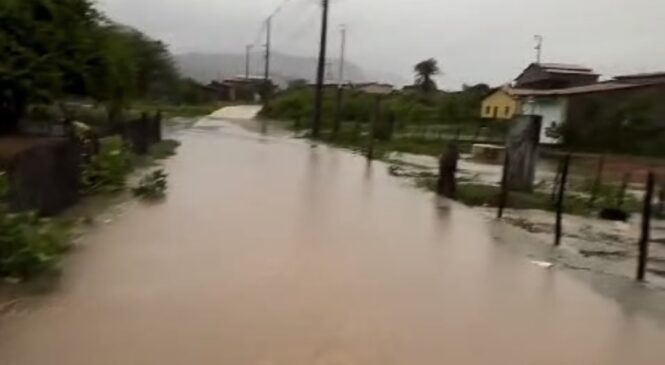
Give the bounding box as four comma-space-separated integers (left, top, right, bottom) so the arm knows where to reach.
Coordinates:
414, 58, 441, 93
0, 0, 184, 132
0, 0, 102, 132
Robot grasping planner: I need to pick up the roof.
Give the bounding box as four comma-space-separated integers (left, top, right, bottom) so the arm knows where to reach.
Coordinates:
538, 63, 596, 74
613, 72, 665, 81
515, 62, 598, 82
505, 78, 665, 97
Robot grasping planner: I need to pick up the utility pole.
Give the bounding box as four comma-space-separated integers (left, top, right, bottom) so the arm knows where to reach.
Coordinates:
245, 45, 253, 79
534, 35, 543, 64
312, 0, 330, 138
333, 25, 346, 137
264, 17, 272, 101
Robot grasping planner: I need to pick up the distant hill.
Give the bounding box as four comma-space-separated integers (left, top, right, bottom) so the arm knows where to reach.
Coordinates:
174, 52, 407, 87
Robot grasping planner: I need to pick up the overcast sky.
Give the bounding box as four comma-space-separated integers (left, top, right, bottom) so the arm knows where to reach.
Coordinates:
99, 0, 665, 89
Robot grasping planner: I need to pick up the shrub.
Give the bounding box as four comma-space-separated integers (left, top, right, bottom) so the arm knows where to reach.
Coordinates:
82, 136, 133, 194
148, 139, 181, 159
0, 173, 71, 279
132, 169, 168, 199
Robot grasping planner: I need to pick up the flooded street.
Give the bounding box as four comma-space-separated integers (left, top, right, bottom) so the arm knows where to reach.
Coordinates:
2, 108, 665, 364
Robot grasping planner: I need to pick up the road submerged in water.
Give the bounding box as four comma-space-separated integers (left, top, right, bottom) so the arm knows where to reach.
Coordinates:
1, 107, 665, 364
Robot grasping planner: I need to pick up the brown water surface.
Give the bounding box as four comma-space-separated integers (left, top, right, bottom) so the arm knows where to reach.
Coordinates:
1, 116, 665, 364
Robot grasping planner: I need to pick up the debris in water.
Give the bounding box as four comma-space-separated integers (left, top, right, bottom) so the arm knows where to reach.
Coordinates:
530, 260, 554, 269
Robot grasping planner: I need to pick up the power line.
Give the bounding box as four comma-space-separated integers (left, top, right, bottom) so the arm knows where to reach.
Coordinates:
272, 1, 319, 48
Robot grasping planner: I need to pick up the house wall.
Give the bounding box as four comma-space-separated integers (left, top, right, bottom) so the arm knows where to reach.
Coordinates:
521, 97, 568, 144
481, 90, 519, 120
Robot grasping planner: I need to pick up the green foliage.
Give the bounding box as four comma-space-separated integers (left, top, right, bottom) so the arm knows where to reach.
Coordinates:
0, 0, 190, 132
413, 58, 441, 93
0, 172, 70, 279
263, 85, 485, 128
81, 136, 132, 193
132, 169, 168, 199
0, 212, 70, 279
0, 0, 101, 131
148, 139, 181, 159
561, 90, 665, 157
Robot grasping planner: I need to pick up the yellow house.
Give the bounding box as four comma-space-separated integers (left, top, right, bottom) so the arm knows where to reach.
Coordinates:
480, 88, 521, 120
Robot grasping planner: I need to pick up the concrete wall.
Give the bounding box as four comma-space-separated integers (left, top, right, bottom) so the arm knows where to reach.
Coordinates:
520, 96, 567, 144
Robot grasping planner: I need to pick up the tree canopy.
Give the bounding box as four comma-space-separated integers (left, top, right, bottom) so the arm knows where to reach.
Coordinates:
414, 58, 441, 93
0, 0, 185, 132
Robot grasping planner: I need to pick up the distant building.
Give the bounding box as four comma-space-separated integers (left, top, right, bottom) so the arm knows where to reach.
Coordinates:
510, 78, 665, 144
306, 81, 344, 91
207, 76, 273, 102
354, 82, 395, 95
514, 63, 599, 89
612, 72, 665, 84
480, 87, 521, 120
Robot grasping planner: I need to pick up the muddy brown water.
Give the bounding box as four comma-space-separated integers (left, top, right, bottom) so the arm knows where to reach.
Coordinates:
2, 118, 665, 364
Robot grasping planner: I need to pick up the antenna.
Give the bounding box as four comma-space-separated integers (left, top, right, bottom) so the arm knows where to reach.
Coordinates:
534, 35, 543, 64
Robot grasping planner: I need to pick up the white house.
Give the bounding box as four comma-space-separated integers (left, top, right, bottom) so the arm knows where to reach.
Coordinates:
519, 96, 568, 145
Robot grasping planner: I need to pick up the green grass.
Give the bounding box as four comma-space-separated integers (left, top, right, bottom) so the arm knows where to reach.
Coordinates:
413, 179, 616, 216
148, 139, 181, 159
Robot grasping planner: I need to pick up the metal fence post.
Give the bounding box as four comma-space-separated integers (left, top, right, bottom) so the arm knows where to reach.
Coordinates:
555, 154, 571, 246
637, 171, 655, 281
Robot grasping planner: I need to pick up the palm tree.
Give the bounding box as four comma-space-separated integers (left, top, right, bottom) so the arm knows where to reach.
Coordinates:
414, 58, 441, 93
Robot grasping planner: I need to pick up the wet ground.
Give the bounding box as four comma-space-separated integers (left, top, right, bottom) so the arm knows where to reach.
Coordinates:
2, 107, 665, 364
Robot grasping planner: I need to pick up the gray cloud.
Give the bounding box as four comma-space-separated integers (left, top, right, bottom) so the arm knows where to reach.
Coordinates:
99, 0, 665, 88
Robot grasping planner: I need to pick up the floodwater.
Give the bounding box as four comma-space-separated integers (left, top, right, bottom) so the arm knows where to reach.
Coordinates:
2, 108, 665, 364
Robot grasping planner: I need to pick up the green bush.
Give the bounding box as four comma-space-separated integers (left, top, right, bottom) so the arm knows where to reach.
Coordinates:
82, 136, 133, 193
0, 173, 70, 279
148, 139, 181, 159
132, 169, 168, 199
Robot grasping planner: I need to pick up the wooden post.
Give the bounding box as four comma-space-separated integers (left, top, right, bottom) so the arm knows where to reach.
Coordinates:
617, 172, 631, 208
588, 154, 606, 209
550, 157, 563, 203
637, 171, 655, 281
497, 153, 510, 219
438, 144, 459, 199
555, 154, 571, 246
366, 95, 380, 160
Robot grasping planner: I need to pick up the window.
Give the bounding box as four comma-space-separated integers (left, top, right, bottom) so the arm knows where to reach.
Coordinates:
485, 106, 491, 115
504, 106, 511, 116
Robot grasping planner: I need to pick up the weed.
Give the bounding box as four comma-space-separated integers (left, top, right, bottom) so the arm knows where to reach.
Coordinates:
0, 173, 71, 280
148, 139, 181, 160
82, 137, 133, 194
132, 169, 168, 200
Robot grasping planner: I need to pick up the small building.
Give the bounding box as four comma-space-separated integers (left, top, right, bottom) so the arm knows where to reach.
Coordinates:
306, 81, 343, 91
515, 63, 599, 89
480, 87, 521, 120
354, 82, 395, 95
208, 76, 274, 102
509, 78, 665, 144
